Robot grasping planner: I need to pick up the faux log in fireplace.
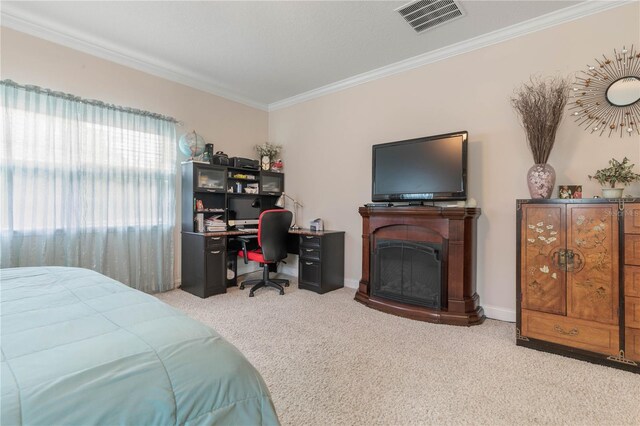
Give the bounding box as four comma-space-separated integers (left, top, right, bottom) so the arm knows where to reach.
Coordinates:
355, 206, 485, 326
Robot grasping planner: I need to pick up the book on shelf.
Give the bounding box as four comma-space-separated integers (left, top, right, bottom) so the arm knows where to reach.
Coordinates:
204, 215, 226, 232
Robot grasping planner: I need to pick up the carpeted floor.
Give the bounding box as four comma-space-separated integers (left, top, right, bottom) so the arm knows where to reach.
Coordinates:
157, 275, 640, 426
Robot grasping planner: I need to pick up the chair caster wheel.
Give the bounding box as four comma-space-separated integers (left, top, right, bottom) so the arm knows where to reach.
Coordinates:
279, 290, 285, 295
239, 284, 245, 290
284, 282, 290, 287
249, 292, 254, 297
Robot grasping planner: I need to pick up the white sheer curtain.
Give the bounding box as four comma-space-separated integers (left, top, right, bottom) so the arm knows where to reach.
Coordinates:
0, 81, 176, 293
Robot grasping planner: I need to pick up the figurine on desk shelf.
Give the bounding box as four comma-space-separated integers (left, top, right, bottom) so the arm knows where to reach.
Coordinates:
261, 156, 270, 171
271, 159, 283, 173
255, 142, 282, 171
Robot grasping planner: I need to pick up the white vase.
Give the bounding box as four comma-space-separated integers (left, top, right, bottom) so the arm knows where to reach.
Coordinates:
601, 187, 624, 199
261, 155, 270, 171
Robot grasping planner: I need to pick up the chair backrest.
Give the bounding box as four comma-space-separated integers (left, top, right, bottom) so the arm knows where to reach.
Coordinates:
258, 209, 293, 262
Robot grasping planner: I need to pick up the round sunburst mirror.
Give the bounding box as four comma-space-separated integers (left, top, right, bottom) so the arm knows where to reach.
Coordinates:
569, 45, 640, 137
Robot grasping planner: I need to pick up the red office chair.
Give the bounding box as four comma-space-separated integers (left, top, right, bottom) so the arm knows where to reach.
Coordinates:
237, 209, 293, 297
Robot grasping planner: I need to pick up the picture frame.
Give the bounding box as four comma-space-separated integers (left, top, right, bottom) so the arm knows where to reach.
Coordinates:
558, 185, 582, 199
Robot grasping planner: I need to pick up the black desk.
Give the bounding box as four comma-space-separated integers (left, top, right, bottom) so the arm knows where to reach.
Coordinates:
181, 229, 345, 298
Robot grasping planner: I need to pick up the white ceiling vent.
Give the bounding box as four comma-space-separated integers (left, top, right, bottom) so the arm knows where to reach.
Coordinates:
396, 0, 464, 34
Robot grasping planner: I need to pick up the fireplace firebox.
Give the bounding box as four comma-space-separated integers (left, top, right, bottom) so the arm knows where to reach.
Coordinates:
372, 240, 443, 309
356, 206, 484, 326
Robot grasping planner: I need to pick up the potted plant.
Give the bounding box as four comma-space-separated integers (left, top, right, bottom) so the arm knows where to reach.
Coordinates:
255, 142, 282, 170
511, 76, 571, 199
589, 157, 640, 198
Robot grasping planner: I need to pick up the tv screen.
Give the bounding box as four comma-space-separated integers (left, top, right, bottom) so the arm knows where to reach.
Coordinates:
228, 197, 260, 221
372, 131, 467, 202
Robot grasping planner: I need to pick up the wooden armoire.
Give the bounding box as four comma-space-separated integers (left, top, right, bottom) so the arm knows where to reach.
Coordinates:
516, 199, 639, 373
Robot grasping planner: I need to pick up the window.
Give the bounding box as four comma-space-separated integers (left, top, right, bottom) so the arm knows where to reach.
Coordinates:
1, 81, 177, 292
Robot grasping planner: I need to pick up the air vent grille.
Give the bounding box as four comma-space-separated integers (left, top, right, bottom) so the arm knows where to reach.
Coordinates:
397, 0, 464, 34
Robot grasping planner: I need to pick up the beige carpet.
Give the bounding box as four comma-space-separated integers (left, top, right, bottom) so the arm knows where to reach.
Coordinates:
157, 276, 640, 426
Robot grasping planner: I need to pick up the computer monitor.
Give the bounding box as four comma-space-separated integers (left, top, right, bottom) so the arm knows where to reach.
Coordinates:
228, 197, 261, 226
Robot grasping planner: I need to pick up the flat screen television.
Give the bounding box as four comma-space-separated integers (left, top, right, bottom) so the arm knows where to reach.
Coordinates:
372, 131, 468, 202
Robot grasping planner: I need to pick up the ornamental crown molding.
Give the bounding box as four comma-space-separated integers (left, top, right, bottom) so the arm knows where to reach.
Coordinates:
1, 1, 632, 112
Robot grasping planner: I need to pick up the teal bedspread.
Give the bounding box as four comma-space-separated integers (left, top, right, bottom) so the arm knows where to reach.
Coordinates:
0, 267, 279, 425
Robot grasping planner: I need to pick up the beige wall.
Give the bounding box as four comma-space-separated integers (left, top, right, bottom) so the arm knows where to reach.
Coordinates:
1, 27, 269, 283
269, 4, 640, 320
2, 5, 639, 316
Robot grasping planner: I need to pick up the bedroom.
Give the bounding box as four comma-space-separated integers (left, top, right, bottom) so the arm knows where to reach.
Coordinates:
1, 1, 640, 425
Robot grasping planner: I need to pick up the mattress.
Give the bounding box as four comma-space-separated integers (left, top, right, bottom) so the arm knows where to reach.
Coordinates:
0, 267, 279, 425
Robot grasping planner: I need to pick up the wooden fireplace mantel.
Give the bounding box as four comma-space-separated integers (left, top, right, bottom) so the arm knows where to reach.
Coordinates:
355, 206, 485, 326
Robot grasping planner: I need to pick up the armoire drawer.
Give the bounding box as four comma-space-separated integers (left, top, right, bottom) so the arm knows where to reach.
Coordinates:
626, 328, 640, 362
521, 309, 619, 356
625, 235, 640, 266
625, 266, 640, 297
624, 204, 640, 234
626, 297, 640, 329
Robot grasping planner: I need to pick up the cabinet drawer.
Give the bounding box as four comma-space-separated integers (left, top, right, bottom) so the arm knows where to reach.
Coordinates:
625, 266, 640, 297
521, 309, 619, 355
626, 297, 640, 329
626, 328, 640, 361
300, 235, 321, 247
299, 260, 321, 286
625, 235, 640, 266
206, 236, 225, 249
624, 204, 640, 234
205, 249, 226, 296
300, 246, 321, 261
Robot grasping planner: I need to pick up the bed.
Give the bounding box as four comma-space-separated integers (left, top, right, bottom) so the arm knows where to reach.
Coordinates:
0, 267, 279, 425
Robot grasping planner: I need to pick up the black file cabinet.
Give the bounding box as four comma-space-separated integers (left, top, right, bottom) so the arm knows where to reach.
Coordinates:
182, 233, 227, 298
297, 231, 345, 294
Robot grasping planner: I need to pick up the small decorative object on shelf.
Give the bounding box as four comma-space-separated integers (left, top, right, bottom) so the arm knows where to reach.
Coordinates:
178, 130, 206, 160
261, 156, 270, 171
271, 159, 283, 173
511, 75, 571, 199
589, 157, 640, 198
558, 185, 582, 199
255, 142, 282, 170
202, 143, 214, 164
569, 45, 640, 137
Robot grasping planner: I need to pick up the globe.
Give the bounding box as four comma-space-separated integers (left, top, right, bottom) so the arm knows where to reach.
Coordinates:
179, 131, 205, 158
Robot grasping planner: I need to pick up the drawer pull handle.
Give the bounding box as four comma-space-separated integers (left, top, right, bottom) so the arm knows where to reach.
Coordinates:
212, 237, 221, 241
305, 262, 313, 265
305, 249, 313, 252
554, 325, 579, 336
211, 250, 221, 254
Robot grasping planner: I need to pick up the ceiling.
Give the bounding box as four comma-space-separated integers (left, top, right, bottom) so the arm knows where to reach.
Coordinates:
1, 1, 615, 110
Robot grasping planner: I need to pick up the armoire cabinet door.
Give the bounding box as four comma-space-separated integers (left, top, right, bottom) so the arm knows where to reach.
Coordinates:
520, 204, 566, 315
566, 204, 619, 325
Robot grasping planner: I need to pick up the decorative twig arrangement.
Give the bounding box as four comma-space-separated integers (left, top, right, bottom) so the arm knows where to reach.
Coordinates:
569, 45, 640, 137
511, 76, 571, 164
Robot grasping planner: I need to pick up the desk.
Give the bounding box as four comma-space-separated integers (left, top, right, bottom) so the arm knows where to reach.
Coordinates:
181, 229, 345, 298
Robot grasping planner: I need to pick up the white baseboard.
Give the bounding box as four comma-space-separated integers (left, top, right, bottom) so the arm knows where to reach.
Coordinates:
181, 258, 515, 323
281, 262, 297, 276
483, 304, 516, 322
343, 278, 359, 289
